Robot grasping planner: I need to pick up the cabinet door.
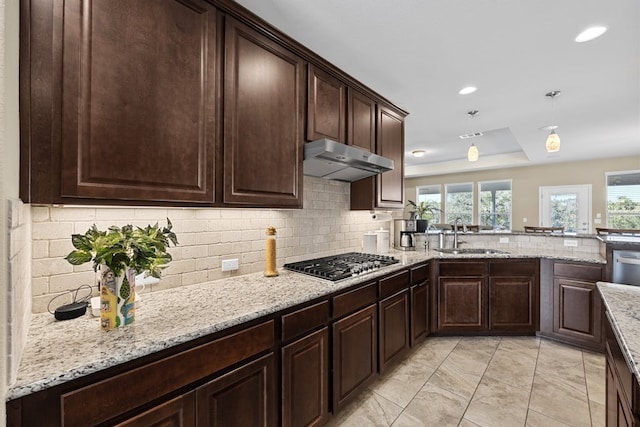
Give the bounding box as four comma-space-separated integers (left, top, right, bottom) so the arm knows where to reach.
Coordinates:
607, 358, 618, 427
307, 65, 346, 142
438, 277, 487, 332
332, 304, 377, 412
376, 104, 405, 209
196, 353, 275, 427
60, 0, 217, 203
223, 17, 304, 207
347, 88, 375, 152
281, 328, 330, 427
553, 278, 602, 346
116, 392, 195, 427
489, 276, 536, 333
410, 281, 429, 345
379, 291, 410, 374
350, 104, 405, 210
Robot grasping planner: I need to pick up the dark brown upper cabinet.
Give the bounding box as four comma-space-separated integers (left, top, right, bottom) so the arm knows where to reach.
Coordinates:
350, 103, 406, 210
30, 0, 219, 204
306, 64, 347, 142
347, 88, 376, 153
20, 0, 405, 208
222, 16, 305, 208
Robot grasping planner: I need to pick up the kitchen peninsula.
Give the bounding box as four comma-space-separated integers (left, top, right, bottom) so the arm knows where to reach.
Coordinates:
7, 237, 608, 426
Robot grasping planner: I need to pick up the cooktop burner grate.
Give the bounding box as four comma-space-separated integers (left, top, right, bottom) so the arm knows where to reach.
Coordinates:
283, 252, 399, 281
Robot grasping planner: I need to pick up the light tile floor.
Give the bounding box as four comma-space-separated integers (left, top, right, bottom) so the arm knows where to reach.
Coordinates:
328, 336, 605, 427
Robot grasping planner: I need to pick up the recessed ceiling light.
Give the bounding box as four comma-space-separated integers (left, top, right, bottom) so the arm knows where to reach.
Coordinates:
458, 86, 477, 95
411, 150, 426, 158
575, 26, 608, 43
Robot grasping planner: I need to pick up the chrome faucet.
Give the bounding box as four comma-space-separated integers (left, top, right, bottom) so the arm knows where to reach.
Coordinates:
424, 223, 439, 251
453, 217, 467, 249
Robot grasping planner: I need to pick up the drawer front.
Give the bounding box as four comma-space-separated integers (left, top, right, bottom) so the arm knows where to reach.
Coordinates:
554, 262, 603, 282
333, 282, 377, 319
439, 261, 486, 277
410, 263, 430, 284
61, 320, 275, 427
490, 260, 537, 276
379, 269, 410, 299
281, 300, 330, 342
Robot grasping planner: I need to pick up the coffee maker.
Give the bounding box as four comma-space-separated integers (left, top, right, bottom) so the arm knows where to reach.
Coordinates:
394, 219, 416, 251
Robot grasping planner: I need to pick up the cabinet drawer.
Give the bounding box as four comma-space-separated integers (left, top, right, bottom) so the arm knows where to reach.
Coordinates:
554, 262, 603, 281
333, 282, 377, 319
606, 314, 634, 407
439, 261, 486, 277
281, 300, 330, 342
61, 320, 274, 427
379, 269, 410, 299
490, 260, 537, 276
410, 263, 430, 284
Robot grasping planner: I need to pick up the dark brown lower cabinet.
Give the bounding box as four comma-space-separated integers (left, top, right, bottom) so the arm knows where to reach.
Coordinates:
281, 327, 330, 427
378, 290, 410, 374
332, 304, 377, 412
116, 392, 195, 427
438, 277, 487, 332
539, 260, 604, 351
410, 281, 429, 345
196, 353, 275, 427
489, 276, 537, 333
605, 313, 640, 426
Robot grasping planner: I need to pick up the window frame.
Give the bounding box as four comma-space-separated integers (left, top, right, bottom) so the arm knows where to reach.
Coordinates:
444, 182, 474, 225
605, 170, 640, 229
415, 184, 442, 224
477, 179, 512, 231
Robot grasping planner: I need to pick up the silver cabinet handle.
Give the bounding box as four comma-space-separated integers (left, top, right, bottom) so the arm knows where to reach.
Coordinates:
617, 256, 640, 265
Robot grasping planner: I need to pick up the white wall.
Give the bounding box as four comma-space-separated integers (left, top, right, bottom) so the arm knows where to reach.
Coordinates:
2, 0, 21, 418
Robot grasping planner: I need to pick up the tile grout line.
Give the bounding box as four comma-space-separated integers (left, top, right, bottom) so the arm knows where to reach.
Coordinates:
582, 350, 595, 427
385, 337, 463, 426
457, 337, 502, 426
523, 336, 542, 426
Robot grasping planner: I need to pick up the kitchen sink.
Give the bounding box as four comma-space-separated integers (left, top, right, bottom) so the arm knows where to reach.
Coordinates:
435, 248, 509, 255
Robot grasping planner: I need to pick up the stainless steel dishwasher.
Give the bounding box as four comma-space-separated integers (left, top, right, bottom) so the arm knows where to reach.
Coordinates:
612, 250, 640, 286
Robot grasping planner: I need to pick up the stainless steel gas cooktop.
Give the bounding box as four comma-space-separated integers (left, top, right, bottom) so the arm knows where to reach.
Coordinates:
283, 252, 399, 281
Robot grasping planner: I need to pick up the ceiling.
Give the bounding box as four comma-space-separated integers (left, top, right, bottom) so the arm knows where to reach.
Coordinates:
235, 0, 640, 177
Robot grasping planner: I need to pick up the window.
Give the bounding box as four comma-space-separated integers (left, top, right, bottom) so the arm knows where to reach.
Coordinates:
415, 185, 442, 223
606, 171, 640, 228
479, 180, 512, 230
540, 185, 591, 233
445, 183, 473, 224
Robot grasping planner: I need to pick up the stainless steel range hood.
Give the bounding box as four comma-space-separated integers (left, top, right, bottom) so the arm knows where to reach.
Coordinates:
303, 139, 394, 182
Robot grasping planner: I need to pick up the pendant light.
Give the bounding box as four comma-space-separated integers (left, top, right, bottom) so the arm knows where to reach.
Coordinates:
467, 110, 479, 162
545, 91, 561, 153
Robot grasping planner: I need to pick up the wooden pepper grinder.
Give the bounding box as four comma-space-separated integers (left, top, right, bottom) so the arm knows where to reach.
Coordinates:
264, 226, 278, 277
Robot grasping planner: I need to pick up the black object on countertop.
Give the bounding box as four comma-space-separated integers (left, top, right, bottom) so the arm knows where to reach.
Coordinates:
284, 252, 398, 281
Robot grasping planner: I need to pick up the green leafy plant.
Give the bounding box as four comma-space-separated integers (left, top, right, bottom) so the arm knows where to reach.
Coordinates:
65, 218, 178, 278
406, 200, 442, 221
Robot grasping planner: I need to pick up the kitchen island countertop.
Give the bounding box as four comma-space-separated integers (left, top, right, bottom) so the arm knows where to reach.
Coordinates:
598, 282, 640, 385
7, 247, 605, 401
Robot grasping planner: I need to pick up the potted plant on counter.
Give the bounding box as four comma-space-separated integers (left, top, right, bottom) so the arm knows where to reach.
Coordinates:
65, 219, 178, 329
406, 200, 442, 232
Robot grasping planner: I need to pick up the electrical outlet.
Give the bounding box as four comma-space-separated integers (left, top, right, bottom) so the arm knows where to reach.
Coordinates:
564, 239, 578, 247
222, 258, 239, 272
594, 218, 601, 224
522, 218, 527, 223
499, 237, 509, 244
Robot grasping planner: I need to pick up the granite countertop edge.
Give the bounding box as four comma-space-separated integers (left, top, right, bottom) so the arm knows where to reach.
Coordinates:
7, 248, 605, 401
598, 282, 640, 384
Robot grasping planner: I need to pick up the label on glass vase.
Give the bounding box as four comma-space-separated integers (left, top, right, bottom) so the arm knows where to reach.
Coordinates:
99, 265, 136, 330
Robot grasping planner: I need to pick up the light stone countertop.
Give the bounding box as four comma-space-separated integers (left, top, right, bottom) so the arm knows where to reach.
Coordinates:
598, 282, 640, 384
7, 247, 606, 401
